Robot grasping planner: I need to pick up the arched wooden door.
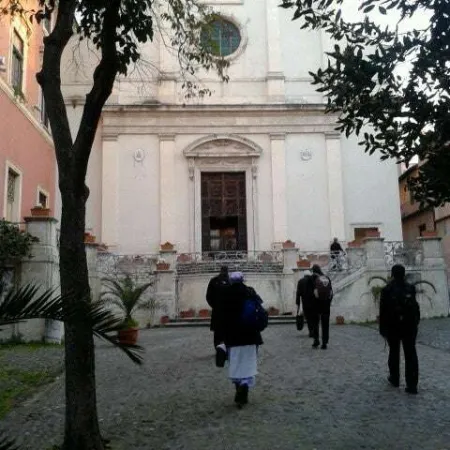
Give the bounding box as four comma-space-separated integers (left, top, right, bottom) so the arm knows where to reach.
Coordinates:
201, 172, 247, 252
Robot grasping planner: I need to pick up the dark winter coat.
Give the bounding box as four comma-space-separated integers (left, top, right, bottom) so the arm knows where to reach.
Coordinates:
310, 274, 333, 314
206, 274, 230, 331
216, 283, 264, 348
379, 280, 420, 338
296, 275, 315, 309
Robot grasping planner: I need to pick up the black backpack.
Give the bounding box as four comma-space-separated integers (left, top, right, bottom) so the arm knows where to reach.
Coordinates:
389, 283, 419, 323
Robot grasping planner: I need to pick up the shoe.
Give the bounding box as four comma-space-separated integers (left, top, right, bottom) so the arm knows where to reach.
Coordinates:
321, 344, 327, 350
387, 376, 399, 388
405, 386, 418, 395
312, 340, 320, 349
215, 346, 227, 368
235, 384, 249, 408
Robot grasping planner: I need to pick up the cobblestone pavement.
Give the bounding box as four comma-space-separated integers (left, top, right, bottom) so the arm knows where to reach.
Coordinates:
2, 319, 450, 450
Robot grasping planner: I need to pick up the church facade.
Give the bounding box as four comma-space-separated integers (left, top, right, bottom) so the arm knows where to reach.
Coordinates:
61, 1, 402, 255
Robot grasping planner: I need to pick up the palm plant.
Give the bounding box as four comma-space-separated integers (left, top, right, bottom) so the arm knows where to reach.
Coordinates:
368, 275, 437, 307
0, 281, 144, 448
101, 275, 154, 329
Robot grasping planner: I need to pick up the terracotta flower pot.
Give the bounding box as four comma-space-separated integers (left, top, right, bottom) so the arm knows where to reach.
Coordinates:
421, 230, 438, 238
336, 316, 345, 325
347, 240, 361, 248
198, 309, 211, 318
118, 328, 139, 345
297, 260, 311, 268
177, 253, 192, 263
30, 207, 51, 217
156, 262, 170, 270
160, 315, 170, 325
84, 233, 96, 243
160, 242, 175, 251
268, 307, 280, 316
282, 240, 296, 249
180, 309, 195, 319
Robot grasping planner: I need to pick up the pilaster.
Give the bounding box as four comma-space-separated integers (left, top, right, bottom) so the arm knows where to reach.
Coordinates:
159, 134, 176, 245
266, 0, 285, 99
270, 133, 287, 243
101, 134, 119, 247
325, 132, 346, 241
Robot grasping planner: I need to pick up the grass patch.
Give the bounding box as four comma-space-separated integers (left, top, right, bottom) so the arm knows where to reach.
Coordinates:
0, 342, 64, 419
0, 341, 62, 351
0, 367, 56, 418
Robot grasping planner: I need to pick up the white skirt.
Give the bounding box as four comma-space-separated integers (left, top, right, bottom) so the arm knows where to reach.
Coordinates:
228, 345, 258, 380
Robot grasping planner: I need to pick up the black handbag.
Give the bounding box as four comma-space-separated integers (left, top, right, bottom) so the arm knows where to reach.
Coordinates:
296, 306, 305, 331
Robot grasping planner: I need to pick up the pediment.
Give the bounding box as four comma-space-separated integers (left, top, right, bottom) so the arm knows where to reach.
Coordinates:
183, 135, 262, 158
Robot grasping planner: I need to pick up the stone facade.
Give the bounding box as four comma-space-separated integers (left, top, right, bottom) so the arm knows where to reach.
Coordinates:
0, 2, 55, 222
59, 1, 402, 255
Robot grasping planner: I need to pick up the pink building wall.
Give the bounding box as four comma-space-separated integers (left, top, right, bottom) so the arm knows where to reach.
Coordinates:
0, 2, 55, 221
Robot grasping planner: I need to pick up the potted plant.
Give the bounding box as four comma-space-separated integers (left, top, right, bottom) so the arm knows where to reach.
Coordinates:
84, 232, 96, 243
156, 259, 170, 270
198, 308, 211, 318
368, 275, 437, 321
336, 315, 345, 325
282, 240, 296, 249
297, 259, 311, 268
160, 242, 175, 251
101, 275, 153, 345
179, 309, 195, 318
160, 315, 170, 325
30, 205, 51, 217
421, 230, 438, 238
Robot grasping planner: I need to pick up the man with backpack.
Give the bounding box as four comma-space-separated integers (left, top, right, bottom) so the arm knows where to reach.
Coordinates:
379, 264, 420, 394
310, 264, 333, 349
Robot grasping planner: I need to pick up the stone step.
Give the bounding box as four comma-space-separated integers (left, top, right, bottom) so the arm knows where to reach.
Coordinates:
164, 315, 296, 328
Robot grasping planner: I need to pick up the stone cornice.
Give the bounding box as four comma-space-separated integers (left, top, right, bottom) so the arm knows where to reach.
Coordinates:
184, 134, 263, 158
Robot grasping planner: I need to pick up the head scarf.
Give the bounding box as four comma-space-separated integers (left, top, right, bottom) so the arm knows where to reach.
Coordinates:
229, 271, 244, 284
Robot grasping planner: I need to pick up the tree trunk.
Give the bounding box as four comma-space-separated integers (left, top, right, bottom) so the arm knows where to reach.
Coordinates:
59, 192, 104, 450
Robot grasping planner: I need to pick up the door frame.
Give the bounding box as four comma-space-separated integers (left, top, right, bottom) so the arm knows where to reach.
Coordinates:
191, 161, 258, 254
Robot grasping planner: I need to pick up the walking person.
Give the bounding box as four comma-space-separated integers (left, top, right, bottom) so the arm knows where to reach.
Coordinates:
330, 237, 345, 271
217, 271, 267, 408
206, 266, 230, 363
310, 264, 333, 349
296, 270, 315, 338
379, 264, 420, 394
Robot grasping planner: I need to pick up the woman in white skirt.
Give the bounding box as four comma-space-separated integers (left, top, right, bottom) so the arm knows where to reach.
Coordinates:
218, 271, 264, 408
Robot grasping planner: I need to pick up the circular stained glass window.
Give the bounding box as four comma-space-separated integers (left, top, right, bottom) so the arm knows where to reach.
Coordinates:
201, 17, 241, 57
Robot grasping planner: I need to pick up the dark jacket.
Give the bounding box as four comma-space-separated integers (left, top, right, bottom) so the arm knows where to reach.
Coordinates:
311, 273, 333, 313
296, 275, 315, 308
330, 242, 343, 255
379, 280, 420, 338
206, 274, 230, 331
216, 283, 264, 348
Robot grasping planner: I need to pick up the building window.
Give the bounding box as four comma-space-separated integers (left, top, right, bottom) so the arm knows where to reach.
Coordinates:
38, 190, 48, 208
40, 90, 49, 128
11, 31, 24, 93
42, 7, 52, 34
6, 168, 21, 222
201, 17, 241, 57
418, 224, 427, 236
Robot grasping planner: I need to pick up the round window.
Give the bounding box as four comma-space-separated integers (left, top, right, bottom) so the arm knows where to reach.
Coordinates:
201, 17, 241, 57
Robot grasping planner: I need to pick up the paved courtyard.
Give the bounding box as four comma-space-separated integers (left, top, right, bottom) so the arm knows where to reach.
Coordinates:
3, 319, 450, 450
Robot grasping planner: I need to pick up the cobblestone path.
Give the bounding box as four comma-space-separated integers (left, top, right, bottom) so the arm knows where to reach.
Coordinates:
2, 319, 450, 450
